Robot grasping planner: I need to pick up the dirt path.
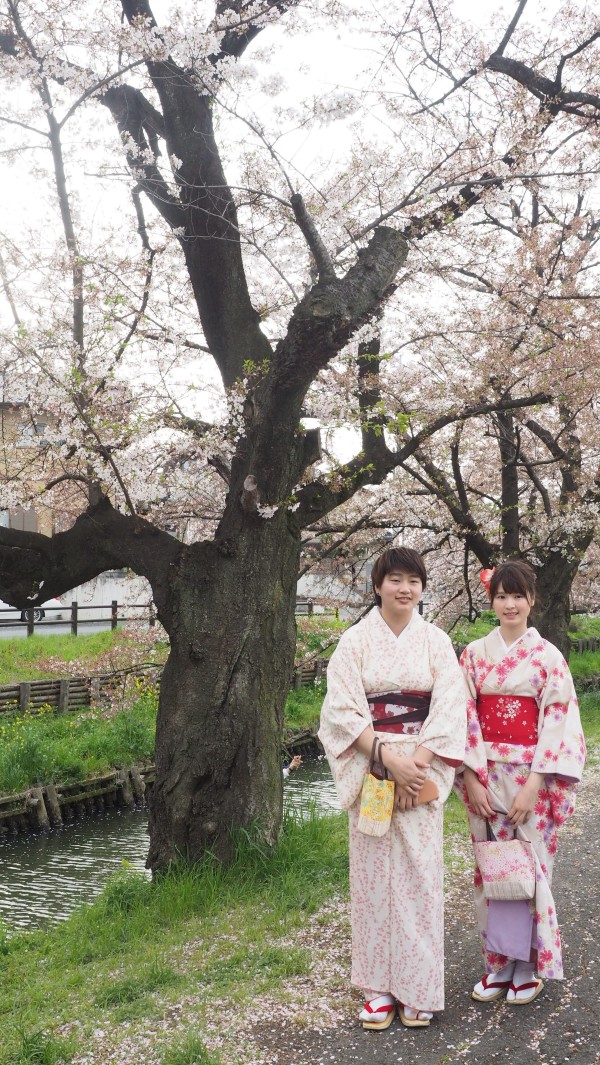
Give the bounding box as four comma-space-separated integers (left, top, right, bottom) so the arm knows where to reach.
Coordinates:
254, 776, 600, 1065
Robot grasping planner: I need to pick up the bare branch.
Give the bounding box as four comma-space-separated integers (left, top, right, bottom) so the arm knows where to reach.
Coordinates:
290, 193, 336, 282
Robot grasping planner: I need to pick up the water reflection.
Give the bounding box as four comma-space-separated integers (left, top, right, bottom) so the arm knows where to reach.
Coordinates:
0, 757, 339, 931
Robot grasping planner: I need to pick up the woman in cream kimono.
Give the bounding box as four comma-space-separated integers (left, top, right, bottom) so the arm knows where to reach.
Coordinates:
457, 560, 585, 1006
319, 547, 467, 1030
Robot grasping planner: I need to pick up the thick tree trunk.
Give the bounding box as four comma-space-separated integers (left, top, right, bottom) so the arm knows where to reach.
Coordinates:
531, 555, 579, 662
147, 516, 301, 870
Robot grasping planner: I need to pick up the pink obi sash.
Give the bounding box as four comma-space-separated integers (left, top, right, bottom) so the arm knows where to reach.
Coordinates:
366, 690, 431, 734
477, 694, 539, 745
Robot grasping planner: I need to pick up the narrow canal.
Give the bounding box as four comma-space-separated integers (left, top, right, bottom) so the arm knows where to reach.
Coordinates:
0, 760, 339, 931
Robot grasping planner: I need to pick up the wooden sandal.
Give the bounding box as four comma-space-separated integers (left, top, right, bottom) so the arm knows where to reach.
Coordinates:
399, 1005, 432, 1028
359, 994, 396, 1030
506, 978, 544, 1005
472, 973, 513, 1002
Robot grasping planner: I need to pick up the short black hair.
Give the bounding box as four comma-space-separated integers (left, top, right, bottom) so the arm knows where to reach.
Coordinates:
371, 547, 427, 606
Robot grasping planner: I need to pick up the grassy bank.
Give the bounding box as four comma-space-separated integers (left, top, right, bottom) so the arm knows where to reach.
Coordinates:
0, 681, 324, 797
0, 629, 168, 686
1, 675, 597, 800
0, 812, 350, 1065
0, 686, 157, 795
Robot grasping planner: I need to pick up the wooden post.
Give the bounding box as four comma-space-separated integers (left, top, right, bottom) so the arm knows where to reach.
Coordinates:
26, 607, 35, 637
44, 785, 63, 826
90, 677, 101, 705
129, 767, 145, 804
293, 670, 302, 690
116, 769, 135, 807
19, 682, 31, 713
27, 788, 51, 832
71, 601, 78, 636
58, 679, 70, 712
307, 598, 313, 615
149, 606, 156, 628
111, 600, 118, 631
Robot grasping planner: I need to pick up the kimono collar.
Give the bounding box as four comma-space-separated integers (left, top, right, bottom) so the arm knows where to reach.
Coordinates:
375, 605, 420, 640
498, 626, 536, 655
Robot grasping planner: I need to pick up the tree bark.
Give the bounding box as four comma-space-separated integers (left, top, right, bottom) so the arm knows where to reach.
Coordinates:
148, 516, 300, 867
531, 541, 593, 662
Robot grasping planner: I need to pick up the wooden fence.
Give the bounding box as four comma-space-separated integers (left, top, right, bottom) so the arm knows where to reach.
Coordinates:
571, 636, 600, 654
0, 666, 161, 716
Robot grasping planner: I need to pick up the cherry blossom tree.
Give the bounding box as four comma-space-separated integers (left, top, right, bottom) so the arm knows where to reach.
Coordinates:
0, 0, 598, 867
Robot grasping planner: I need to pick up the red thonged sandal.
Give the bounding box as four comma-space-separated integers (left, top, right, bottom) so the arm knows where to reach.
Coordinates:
506, 978, 544, 1005
472, 973, 513, 1002
399, 1005, 433, 1028
358, 994, 396, 1030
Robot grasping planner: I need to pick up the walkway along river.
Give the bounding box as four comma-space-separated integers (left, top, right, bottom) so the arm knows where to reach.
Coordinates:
0, 759, 339, 931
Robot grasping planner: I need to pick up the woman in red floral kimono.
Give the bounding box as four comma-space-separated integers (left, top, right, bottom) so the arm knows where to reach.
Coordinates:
457, 561, 585, 1005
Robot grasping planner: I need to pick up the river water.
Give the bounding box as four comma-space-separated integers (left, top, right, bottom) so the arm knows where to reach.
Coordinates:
0, 760, 339, 932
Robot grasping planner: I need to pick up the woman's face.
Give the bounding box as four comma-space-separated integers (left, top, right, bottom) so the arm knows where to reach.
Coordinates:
376, 569, 423, 617
492, 582, 533, 635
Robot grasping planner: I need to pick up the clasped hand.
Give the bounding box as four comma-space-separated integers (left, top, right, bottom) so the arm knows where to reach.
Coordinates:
383, 751, 428, 810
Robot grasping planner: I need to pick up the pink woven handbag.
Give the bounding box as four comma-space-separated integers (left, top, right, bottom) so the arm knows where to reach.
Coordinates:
473, 822, 536, 901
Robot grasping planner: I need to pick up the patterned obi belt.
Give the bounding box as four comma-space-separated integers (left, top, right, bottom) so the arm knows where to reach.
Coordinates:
477, 694, 539, 745
366, 690, 431, 734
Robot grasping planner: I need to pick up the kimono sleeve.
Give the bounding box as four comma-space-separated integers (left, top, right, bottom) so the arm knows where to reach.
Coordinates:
531, 644, 586, 783
318, 627, 372, 810
318, 628, 371, 759
417, 628, 467, 767
459, 643, 489, 785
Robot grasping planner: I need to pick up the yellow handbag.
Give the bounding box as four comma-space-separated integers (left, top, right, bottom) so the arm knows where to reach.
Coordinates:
357, 738, 395, 836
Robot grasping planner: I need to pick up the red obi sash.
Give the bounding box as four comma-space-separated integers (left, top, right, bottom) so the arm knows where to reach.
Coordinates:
477, 694, 539, 745
366, 690, 431, 734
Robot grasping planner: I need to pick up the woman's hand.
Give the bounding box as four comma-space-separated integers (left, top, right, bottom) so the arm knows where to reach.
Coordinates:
508, 772, 544, 826
464, 767, 495, 819
381, 748, 427, 795
396, 785, 417, 812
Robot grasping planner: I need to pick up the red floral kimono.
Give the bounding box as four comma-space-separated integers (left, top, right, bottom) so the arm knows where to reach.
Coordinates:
456, 627, 585, 979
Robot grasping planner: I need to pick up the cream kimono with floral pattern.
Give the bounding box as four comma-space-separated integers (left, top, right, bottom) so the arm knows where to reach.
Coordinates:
457, 627, 585, 980
319, 608, 467, 1012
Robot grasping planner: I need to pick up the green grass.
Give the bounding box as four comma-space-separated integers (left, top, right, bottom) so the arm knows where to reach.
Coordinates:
568, 615, 600, 639
0, 629, 167, 685
0, 687, 157, 794
578, 691, 600, 762
0, 812, 349, 1064
295, 615, 348, 660
569, 649, 600, 682
450, 610, 498, 645
4, 1029, 77, 1065
160, 1033, 223, 1065
283, 681, 325, 734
